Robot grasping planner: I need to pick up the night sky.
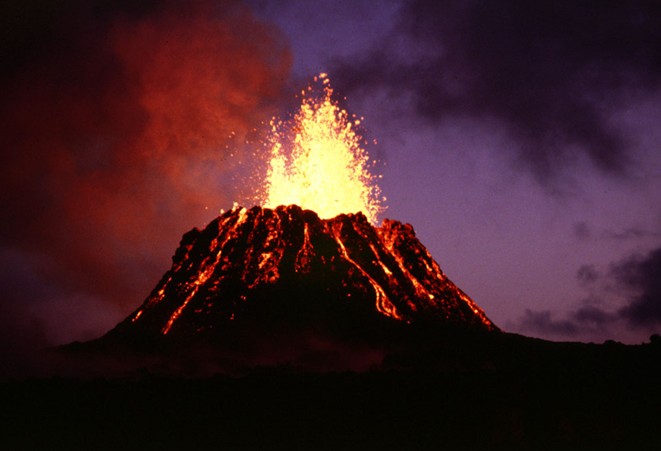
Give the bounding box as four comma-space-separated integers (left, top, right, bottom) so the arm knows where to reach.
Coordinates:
2, 0, 660, 359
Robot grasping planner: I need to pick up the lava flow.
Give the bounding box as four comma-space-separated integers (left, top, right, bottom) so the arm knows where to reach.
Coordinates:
112, 205, 496, 338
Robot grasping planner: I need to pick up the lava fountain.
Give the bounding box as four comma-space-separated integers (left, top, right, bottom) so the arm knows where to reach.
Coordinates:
261, 73, 385, 225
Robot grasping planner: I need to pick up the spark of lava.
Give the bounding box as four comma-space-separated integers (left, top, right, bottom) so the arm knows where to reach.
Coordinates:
261, 74, 385, 225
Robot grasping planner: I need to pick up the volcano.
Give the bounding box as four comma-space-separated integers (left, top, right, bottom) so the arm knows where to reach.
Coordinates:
104, 205, 495, 345
68, 76, 498, 373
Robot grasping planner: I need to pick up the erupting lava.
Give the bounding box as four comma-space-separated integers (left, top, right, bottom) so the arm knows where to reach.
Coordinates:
262, 74, 385, 225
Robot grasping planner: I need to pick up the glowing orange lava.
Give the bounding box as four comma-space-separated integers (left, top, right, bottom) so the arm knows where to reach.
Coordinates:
262, 74, 385, 225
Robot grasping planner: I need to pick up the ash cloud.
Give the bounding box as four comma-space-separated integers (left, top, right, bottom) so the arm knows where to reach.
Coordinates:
0, 0, 291, 355
333, 0, 661, 182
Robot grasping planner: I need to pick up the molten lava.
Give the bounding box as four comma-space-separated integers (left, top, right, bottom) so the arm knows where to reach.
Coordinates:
262, 74, 385, 225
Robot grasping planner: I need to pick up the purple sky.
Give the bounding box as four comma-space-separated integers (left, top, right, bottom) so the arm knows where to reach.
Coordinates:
1, 0, 660, 354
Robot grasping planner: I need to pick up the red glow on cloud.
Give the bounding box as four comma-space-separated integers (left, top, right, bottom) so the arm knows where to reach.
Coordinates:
0, 0, 291, 344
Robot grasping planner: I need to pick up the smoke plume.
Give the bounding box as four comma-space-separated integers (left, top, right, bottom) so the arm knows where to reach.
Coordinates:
0, 0, 291, 352
333, 0, 661, 183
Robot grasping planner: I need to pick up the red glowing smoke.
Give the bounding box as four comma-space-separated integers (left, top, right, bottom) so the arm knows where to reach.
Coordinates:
0, 0, 291, 346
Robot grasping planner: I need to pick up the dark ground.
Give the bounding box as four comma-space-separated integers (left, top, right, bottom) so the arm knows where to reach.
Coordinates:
2, 332, 660, 450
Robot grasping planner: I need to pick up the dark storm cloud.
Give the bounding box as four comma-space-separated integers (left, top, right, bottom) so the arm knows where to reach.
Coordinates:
576, 264, 599, 286
571, 304, 616, 326
515, 304, 616, 338
333, 0, 661, 182
516, 309, 580, 336
515, 246, 661, 338
0, 0, 291, 349
613, 247, 661, 326
586, 245, 661, 328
